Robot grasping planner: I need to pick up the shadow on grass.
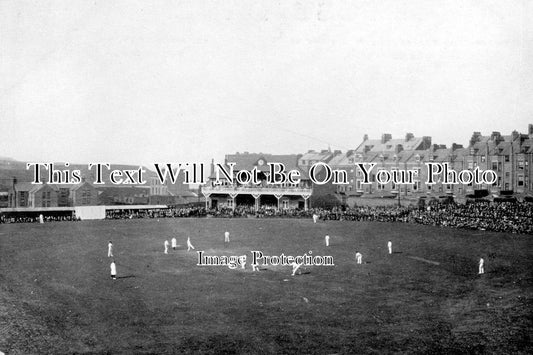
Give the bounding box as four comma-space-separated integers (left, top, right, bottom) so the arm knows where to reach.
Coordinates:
116, 275, 136, 279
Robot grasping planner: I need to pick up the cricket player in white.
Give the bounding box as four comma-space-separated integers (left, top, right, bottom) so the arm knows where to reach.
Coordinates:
39, 214, 44, 224
355, 252, 362, 264
108, 241, 113, 258
110, 261, 117, 280
164, 240, 169, 254
388, 240, 392, 254
291, 261, 303, 276
171, 237, 177, 250
325, 235, 330, 247
187, 237, 195, 251
312, 214, 318, 223
479, 258, 484, 274
224, 231, 230, 243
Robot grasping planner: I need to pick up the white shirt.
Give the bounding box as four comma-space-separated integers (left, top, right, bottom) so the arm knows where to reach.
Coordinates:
164, 240, 169, 247
225, 231, 230, 239
171, 238, 177, 247
110, 262, 116, 275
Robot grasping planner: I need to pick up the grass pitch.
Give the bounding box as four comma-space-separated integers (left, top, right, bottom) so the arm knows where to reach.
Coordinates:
0, 218, 531, 354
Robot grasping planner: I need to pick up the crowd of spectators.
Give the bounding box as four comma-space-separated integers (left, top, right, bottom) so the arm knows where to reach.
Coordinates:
105, 206, 207, 219
407, 201, 533, 234
2, 201, 532, 234
0, 214, 78, 223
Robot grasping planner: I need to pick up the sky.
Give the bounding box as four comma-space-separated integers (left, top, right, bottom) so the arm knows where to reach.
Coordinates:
1, 0, 532, 167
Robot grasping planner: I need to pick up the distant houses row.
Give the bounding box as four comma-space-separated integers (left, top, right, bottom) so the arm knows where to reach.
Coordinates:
1, 124, 532, 210
3, 178, 198, 209
202, 125, 533, 209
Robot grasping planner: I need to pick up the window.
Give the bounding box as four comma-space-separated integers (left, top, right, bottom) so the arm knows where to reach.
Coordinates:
377, 183, 385, 190
413, 181, 420, 191
282, 200, 289, 209
468, 162, 473, 169
518, 175, 524, 187
82, 189, 92, 205
492, 162, 498, 171
518, 161, 524, 171
504, 155, 509, 162
41, 189, 51, 207
227, 198, 234, 208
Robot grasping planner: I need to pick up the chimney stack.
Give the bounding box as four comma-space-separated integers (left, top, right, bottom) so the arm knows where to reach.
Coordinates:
469, 132, 481, 146
381, 133, 392, 144
452, 143, 463, 151
421, 136, 432, 150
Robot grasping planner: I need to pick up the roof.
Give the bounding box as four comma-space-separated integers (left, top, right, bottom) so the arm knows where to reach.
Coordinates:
355, 136, 426, 153
212, 153, 309, 180
432, 148, 453, 162
12, 182, 51, 193
328, 151, 354, 167
96, 186, 150, 198
55, 181, 96, 191
298, 150, 334, 163
225, 153, 301, 171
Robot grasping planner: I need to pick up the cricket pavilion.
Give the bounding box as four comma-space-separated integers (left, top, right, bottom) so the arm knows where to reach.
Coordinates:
202, 153, 313, 211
